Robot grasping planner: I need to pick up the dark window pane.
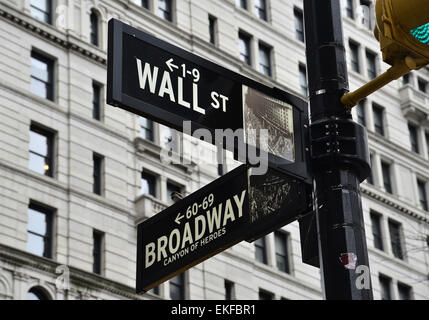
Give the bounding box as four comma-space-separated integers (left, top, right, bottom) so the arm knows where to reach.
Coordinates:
418, 79, 427, 93
93, 230, 103, 274
398, 283, 412, 300
381, 162, 392, 194
294, 8, 304, 42
275, 232, 289, 273
388, 220, 403, 259
27, 287, 49, 300
254, 237, 267, 264
225, 280, 234, 300
238, 33, 251, 65
373, 105, 384, 136
90, 10, 99, 46
258, 44, 271, 77
408, 124, 419, 153
93, 83, 101, 120
259, 289, 273, 300
141, 0, 149, 8
93, 154, 103, 195
356, 99, 366, 127
366, 154, 374, 184
379, 275, 392, 300
141, 172, 156, 196
167, 182, 182, 205
366, 51, 377, 79
417, 180, 428, 211
170, 273, 185, 300
349, 41, 360, 73
402, 73, 410, 85
209, 15, 216, 45
299, 64, 308, 96
370, 212, 383, 250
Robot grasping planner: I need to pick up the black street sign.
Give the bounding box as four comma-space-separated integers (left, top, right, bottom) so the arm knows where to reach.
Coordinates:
107, 18, 310, 182
136, 165, 311, 293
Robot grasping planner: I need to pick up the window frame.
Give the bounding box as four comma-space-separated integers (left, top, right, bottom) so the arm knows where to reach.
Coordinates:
158, 0, 173, 22
294, 7, 305, 43
169, 272, 185, 300
298, 63, 308, 96
370, 211, 384, 251
381, 160, 393, 194
417, 179, 429, 211
31, 50, 54, 101
92, 229, 105, 275
27, 202, 54, 259
379, 274, 392, 300
89, 9, 100, 47
30, 0, 52, 24
139, 117, 154, 141
208, 14, 218, 46
372, 103, 385, 136
141, 171, 157, 197
349, 40, 361, 73
274, 231, 290, 274
29, 123, 55, 177
408, 123, 419, 153
92, 81, 102, 121
93, 153, 104, 196
258, 42, 272, 77
254, 236, 268, 264
366, 49, 377, 79
238, 31, 252, 66
254, 0, 268, 21
388, 219, 404, 260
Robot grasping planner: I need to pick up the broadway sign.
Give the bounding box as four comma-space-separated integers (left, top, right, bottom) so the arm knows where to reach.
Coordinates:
136, 165, 311, 293
107, 18, 309, 180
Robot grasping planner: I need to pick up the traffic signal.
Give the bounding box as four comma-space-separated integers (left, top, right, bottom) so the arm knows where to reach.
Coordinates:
341, 0, 429, 109
374, 0, 429, 67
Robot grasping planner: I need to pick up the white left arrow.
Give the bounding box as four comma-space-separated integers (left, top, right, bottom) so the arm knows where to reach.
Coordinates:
175, 212, 184, 225
166, 58, 179, 72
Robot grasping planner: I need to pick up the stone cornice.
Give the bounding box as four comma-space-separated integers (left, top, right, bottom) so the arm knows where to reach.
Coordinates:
361, 185, 429, 224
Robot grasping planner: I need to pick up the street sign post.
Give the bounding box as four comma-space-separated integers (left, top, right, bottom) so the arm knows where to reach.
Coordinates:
107, 18, 310, 181
136, 164, 311, 293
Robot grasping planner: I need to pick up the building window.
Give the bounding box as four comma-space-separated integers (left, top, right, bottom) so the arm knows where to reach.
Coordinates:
373, 104, 385, 136
418, 78, 427, 93
388, 219, 404, 260
29, 124, 54, 177
238, 32, 251, 66
349, 41, 360, 73
27, 287, 50, 300
381, 161, 393, 194
360, 0, 372, 29
299, 64, 308, 96
379, 274, 392, 300
167, 182, 182, 206
149, 286, 160, 295
30, 0, 51, 24
294, 8, 305, 42
426, 132, 429, 159
345, 0, 354, 19
366, 50, 377, 79
225, 280, 235, 300
366, 153, 374, 185
259, 289, 274, 300
141, 171, 157, 197
274, 232, 290, 273
139, 117, 154, 141
160, 125, 179, 153
31, 51, 54, 101
398, 283, 412, 300
408, 123, 419, 153
370, 211, 384, 250
92, 82, 102, 120
158, 0, 173, 22
402, 73, 410, 85
93, 230, 104, 274
170, 273, 185, 300
236, 0, 247, 10
140, 0, 149, 8
356, 99, 366, 127
27, 203, 53, 258
254, 0, 267, 21
90, 10, 99, 46
208, 15, 217, 45
93, 153, 104, 195
258, 43, 272, 77
254, 236, 268, 264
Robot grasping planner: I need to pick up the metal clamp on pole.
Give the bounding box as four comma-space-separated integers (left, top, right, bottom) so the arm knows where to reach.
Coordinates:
310, 119, 371, 182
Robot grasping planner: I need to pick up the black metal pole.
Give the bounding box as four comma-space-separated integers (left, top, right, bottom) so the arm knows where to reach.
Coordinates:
303, 0, 374, 299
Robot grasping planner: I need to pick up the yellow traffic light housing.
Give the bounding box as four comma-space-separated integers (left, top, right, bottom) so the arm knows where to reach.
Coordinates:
342, 0, 429, 109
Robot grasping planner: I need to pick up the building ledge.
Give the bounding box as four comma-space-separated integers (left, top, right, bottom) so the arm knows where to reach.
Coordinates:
399, 85, 429, 123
